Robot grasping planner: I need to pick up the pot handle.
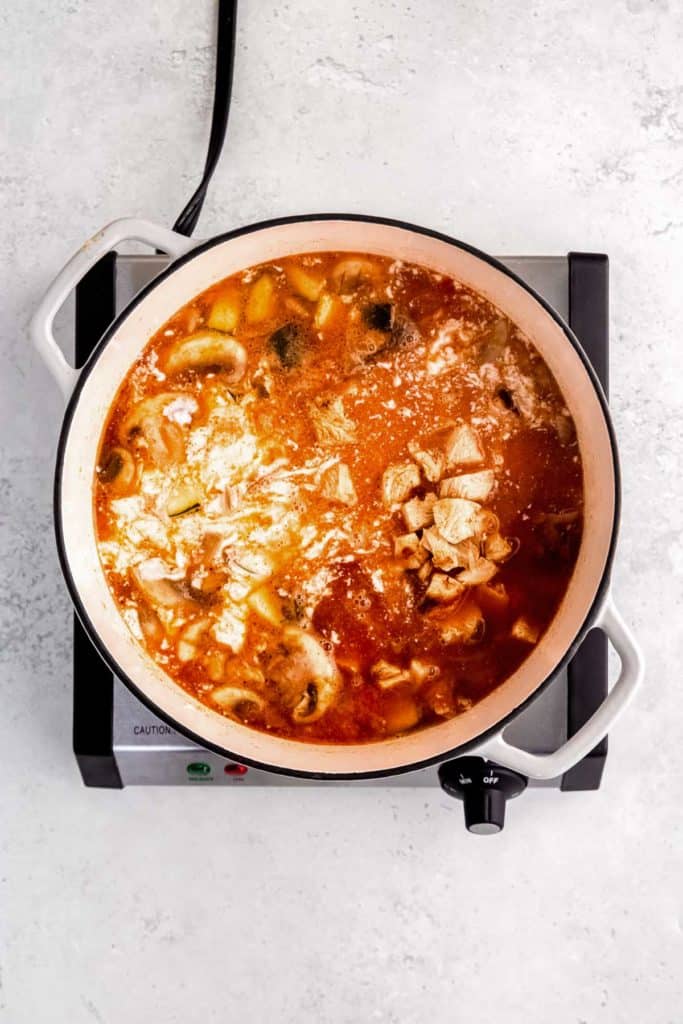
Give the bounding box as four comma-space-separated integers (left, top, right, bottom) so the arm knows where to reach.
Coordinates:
29, 218, 198, 400
476, 595, 643, 780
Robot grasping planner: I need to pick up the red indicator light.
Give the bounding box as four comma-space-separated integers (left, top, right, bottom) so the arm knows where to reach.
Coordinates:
224, 762, 248, 776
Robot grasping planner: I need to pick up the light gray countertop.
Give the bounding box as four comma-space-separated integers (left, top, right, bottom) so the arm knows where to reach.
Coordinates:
1, 2, 682, 1021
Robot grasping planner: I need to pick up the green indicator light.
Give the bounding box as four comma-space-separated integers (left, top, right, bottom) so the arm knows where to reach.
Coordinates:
187, 761, 211, 777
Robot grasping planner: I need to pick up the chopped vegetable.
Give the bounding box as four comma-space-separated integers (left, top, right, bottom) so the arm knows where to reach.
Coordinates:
269, 322, 306, 368
167, 480, 203, 518
246, 273, 275, 322
331, 257, 377, 293
286, 265, 324, 302
207, 292, 240, 333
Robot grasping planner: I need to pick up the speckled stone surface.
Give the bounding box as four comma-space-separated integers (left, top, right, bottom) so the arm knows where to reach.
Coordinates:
1, 1, 682, 1021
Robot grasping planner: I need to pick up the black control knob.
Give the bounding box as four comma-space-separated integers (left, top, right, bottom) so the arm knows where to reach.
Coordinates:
438, 756, 527, 834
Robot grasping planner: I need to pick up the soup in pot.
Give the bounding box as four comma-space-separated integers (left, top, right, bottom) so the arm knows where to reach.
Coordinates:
95, 252, 583, 743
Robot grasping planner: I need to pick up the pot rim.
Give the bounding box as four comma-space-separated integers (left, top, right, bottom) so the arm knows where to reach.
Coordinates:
54, 212, 621, 779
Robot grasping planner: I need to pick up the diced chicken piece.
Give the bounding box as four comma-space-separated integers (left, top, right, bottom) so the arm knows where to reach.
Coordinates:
423, 678, 456, 718
408, 440, 446, 483
484, 532, 517, 562
320, 462, 357, 506
426, 572, 465, 604
371, 660, 412, 689
381, 461, 421, 506
432, 602, 485, 645
511, 617, 540, 644
433, 498, 481, 545
501, 361, 538, 421
421, 528, 469, 572
444, 423, 484, 468
476, 581, 510, 615
416, 559, 433, 583
394, 532, 430, 569
384, 695, 421, 734
402, 493, 436, 532
409, 658, 440, 686
309, 396, 357, 445
439, 469, 495, 502
457, 558, 498, 586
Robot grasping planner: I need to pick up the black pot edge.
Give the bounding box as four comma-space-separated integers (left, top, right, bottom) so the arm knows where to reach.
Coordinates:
54, 211, 621, 782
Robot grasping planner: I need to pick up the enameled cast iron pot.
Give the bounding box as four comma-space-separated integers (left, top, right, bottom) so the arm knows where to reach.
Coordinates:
31, 215, 643, 780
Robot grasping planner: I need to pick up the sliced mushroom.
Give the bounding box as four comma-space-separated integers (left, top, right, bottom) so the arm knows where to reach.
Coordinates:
164, 330, 247, 381
131, 561, 192, 609
211, 685, 266, 719
119, 392, 193, 466
331, 257, 378, 293
381, 461, 421, 506
98, 447, 137, 495
267, 626, 341, 723
137, 600, 164, 645
269, 322, 307, 368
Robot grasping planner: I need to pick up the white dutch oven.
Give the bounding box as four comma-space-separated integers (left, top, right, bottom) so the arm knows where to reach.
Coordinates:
31, 215, 643, 779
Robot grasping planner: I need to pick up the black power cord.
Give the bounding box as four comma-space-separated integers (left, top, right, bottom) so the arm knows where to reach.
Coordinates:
172, 0, 238, 237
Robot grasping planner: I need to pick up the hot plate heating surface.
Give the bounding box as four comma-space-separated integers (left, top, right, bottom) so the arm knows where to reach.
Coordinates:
72, 250, 609, 789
